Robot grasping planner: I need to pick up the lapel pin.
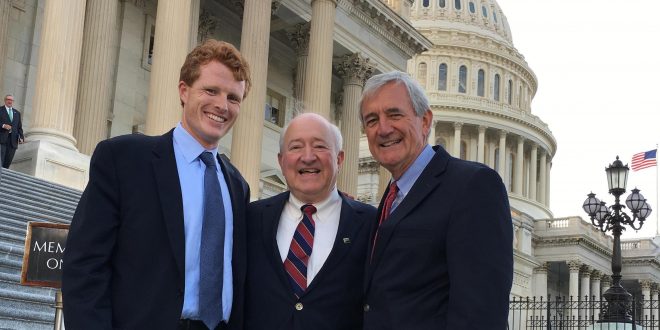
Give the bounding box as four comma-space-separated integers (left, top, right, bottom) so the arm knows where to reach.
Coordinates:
343, 238, 351, 244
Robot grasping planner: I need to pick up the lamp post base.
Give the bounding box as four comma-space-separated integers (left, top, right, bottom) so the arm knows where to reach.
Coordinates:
600, 284, 633, 323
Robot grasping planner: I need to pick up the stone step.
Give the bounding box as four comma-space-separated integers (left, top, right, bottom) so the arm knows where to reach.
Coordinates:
0, 186, 80, 212
0, 168, 81, 197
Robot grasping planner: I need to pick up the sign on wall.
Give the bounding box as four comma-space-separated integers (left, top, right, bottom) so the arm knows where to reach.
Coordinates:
21, 222, 69, 288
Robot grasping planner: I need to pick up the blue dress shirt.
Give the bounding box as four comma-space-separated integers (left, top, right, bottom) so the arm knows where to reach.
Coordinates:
173, 123, 234, 322
391, 144, 435, 212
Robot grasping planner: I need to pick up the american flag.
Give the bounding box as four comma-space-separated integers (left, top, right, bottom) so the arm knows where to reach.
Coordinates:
631, 149, 657, 171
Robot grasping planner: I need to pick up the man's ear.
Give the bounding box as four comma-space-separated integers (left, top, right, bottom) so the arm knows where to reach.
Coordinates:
178, 81, 189, 107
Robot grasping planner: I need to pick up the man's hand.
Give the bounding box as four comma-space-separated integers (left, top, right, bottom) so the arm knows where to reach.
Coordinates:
19, 138, 24, 144
1, 124, 11, 130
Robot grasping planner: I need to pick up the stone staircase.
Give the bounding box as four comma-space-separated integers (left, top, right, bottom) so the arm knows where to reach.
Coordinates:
0, 168, 81, 329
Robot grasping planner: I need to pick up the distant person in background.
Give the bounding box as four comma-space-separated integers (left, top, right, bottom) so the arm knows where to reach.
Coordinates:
0, 94, 24, 169
62, 39, 251, 330
245, 113, 376, 330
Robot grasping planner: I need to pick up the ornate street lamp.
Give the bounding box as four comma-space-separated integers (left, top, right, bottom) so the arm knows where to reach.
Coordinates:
582, 156, 652, 323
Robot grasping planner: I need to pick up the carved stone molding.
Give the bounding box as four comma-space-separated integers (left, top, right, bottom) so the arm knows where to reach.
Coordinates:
198, 11, 220, 42
234, 0, 281, 18
334, 53, 374, 86
533, 262, 548, 274
640, 279, 654, 290
123, 0, 145, 9
567, 260, 582, 272
286, 22, 311, 57
590, 269, 602, 279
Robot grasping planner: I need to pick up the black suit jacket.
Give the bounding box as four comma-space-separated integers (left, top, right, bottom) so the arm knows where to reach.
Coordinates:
62, 130, 249, 330
0, 105, 23, 148
245, 191, 376, 330
364, 146, 513, 330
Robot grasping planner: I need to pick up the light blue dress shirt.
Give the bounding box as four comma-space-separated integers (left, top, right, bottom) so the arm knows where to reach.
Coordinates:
173, 123, 234, 322
390, 144, 435, 212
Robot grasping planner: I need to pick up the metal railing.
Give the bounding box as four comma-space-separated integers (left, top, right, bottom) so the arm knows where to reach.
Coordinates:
509, 296, 660, 329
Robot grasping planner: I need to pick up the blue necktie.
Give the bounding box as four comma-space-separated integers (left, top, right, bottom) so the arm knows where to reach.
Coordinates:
198, 151, 226, 329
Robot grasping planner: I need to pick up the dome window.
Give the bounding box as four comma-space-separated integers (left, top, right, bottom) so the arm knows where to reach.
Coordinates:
423, 0, 430, 7
477, 69, 485, 97
494, 74, 501, 101
454, 0, 462, 10
482, 5, 488, 17
493, 11, 498, 22
439, 0, 446, 8
469, 2, 475, 13
458, 65, 467, 93
438, 63, 448, 91
417, 62, 428, 89
507, 79, 513, 104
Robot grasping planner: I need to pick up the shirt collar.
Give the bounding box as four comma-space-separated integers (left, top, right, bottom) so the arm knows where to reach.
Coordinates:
394, 144, 435, 197
173, 122, 218, 164
288, 187, 340, 217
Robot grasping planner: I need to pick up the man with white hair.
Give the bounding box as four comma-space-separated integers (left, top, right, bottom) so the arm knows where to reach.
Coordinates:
244, 113, 376, 330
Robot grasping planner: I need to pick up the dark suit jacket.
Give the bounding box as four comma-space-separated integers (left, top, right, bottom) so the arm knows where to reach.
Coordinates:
0, 105, 23, 148
245, 191, 376, 330
62, 130, 250, 330
364, 146, 513, 330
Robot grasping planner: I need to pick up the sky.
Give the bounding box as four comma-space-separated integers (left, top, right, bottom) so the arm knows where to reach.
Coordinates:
495, 0, 660, 238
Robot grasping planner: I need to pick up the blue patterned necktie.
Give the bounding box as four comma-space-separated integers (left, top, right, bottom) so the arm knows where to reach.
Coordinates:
198, 151, 226, 329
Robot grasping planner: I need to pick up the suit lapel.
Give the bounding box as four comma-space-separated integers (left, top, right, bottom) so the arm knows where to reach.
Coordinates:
366, 147, 451, 285
151, 130, 186, 279
306, 192, 365, 294
261, 192, 292, 290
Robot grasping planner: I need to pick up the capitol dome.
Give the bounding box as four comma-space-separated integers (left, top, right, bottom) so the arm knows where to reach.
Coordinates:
405, 0, 557, 221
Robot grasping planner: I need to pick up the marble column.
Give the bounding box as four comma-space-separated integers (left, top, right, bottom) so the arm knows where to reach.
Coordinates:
641, 280, 653, 322
651, 285, 659, 323
498, 130, 507, 180
428, 120, 436, 145
529, 144, 538, 202
568, 260, 581, 318
334, 53, 373, 196
590, 270, 601, 302
539, 151, 547, 206
452, 122, 463, 158
0, 0, 10, 93
477, 125, 486, 163
74, 0, 121, 155
28, 0, 87, 148
189, 0, 200, 50
546, 159, 551, 207
231, 0, 272, 200
303, 0, 337, 118
378, 165, 390, 199
601, 275, 612, 295
514, 136, 524, 195
533, 262, 548, 300
579, 266, 591, 319
287, 22, 310, 115
15, 0, 91, 189
144, 0, 192, 135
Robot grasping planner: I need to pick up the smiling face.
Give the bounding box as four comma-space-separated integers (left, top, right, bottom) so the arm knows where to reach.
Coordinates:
278, 113, 345, 204
179, 60, 245, 149
4, 95, 13, 108
360, 82, 432, 179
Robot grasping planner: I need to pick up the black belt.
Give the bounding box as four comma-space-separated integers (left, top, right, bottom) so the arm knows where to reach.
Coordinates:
178, 319, 228, 330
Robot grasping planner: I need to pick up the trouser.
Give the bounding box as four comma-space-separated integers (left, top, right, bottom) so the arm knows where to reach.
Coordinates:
0, 143, 16, 169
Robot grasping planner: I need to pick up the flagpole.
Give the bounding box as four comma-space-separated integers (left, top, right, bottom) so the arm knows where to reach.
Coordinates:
656, 144, 659, 237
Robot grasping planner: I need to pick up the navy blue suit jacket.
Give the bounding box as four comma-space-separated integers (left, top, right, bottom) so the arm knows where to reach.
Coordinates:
245, 191, 376, 330
364, 146, 513, 330
62, 130, 249, 330
0, 105, 23, 148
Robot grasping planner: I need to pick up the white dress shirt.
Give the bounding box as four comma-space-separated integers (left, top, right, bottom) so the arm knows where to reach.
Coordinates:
276, 188, 342, 285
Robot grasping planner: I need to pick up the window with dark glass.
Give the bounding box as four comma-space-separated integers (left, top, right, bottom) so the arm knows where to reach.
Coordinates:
507, 79, 513, 104
439, 0, 446, 8
438, 63, 448, 91
469, 2, 475, 13
423, 0, 430, 7
458, 65, 467, 93
477, 69, 485, 97
265, 89, 285, 127
494, 148, 500, 172
482, 5, 488, 17
460, 141, 467, 160
493, 10, 498, 22
494, 74, 501, 101
455, 0, 461, 10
